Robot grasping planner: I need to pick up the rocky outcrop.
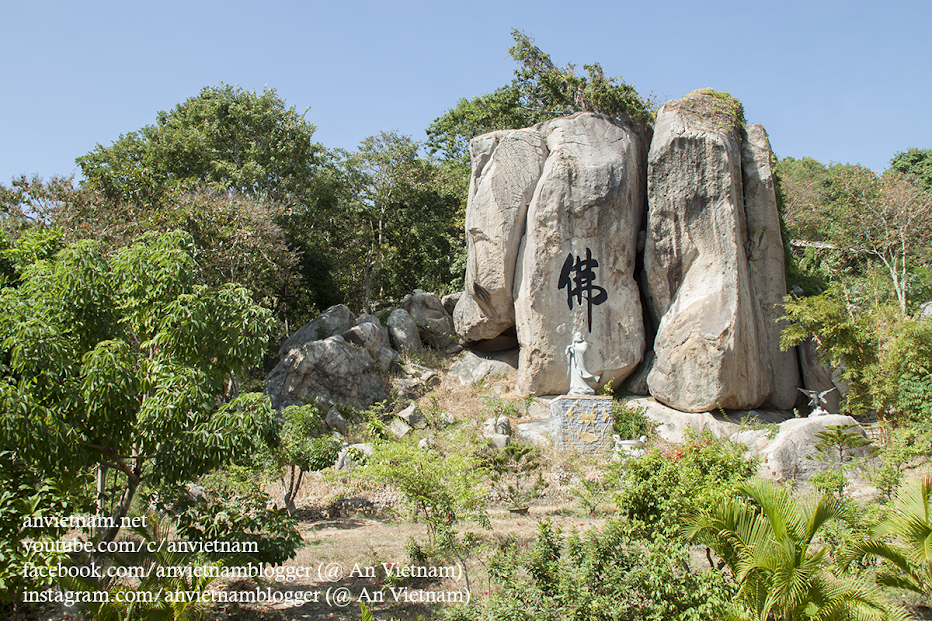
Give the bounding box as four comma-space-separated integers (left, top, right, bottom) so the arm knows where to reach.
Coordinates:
449, 350, 518, 386
401, 290, 456, 349
625, 397, 870, 484
279, 304, 355, 358
386, 308, 423, 354
266, 335, 387, 411
454, 112, 647, 395
339, 321, 390, 353
644, 90, 795, 412
514, 114, 647, 395
454, 129, 548, 342
759, 415, 869, 482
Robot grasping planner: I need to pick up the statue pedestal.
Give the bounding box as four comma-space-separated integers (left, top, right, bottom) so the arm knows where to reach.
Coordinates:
549, 395, 614, 454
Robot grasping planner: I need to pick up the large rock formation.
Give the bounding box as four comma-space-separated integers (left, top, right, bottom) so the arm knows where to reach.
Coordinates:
454, 112, 647, 395
454, 129, 548, 341
643, 90, 795, 412
742, 125, 800, 409
514, 114, 646, 394
279, 304, 355, 358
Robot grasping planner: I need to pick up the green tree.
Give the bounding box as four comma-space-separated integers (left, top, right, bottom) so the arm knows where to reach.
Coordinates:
774, 156, 833, 242
339, 132, 464, 309
426, 29, 652, 169
781, 285, 880, 417
814, 424, 873, 464
77, 84, 324, 205
70, 83, 342, 326
824, 166, 932, 313
890, 147, 932, 194
684, 479, 905, 621
270, 402, 340, 514
0, 229, 275, 543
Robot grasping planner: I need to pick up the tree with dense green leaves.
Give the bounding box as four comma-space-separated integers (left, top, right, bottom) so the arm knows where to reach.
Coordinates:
890, 147, 932, 194
426, 29, 652, 168
77, 83, 324, 205
775, 156, 834, 242
0, 229, 275, 543
824, 166, 932, 314
684, 479, 906, 621
270, 402, 340, 514
338, 132, 464, 310
67, 83, 344, 326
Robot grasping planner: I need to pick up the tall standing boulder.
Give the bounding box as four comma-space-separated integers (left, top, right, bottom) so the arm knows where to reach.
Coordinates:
454, 129, 548, 342
386, 308, 423, 355
514, 113, 646, 394
742, 124, 800, 409
644, 90, 770, 412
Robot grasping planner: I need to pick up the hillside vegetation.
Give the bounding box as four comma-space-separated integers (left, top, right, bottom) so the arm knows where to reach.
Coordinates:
2, 30, 932, 621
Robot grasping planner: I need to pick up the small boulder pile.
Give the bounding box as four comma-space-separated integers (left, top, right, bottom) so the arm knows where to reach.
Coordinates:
265, 290, 456, 414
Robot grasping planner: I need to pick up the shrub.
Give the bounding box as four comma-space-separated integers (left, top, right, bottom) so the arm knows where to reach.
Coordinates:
685, 479, 903, 621
267, 401, 339, 513
487, 443, 546, 508
359, 430, 489, 589
611, 400, 656, 440
613, 430, 758, 528
480, 518, 736, 621
154, 474, 302, 566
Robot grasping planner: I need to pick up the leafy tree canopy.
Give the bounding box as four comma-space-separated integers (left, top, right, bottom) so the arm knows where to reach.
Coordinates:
77, 83, 325, 205
426, 29, 652, 167
50, 84, 347, 326
336, 132, 465, 310
890, 147, 932, 194
0, 229, 275, 543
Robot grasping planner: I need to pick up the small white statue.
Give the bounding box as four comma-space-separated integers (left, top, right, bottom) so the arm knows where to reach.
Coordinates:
798, 387, 836, 417
566, 331, 600, 395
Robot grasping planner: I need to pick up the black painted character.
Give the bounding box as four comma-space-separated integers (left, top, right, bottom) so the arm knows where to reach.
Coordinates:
558, 247, 607, 333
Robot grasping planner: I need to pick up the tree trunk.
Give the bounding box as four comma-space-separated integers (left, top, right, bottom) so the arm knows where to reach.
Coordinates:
95, 464, 108, 537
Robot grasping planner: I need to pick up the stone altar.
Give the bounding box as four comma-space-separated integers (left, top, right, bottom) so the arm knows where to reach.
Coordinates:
549, 395, 613, 454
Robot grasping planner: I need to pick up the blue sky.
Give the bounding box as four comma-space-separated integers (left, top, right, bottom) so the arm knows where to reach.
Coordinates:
2, 0, 929, 184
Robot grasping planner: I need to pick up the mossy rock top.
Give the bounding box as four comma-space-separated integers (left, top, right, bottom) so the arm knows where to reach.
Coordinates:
664, 88, 746, 140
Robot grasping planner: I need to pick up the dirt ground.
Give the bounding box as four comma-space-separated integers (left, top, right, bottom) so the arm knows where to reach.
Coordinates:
210, 503, 607, 621
13, 373, 614, 621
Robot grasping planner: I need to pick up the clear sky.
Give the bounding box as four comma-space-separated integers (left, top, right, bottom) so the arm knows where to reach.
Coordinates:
2, 0, 929, 184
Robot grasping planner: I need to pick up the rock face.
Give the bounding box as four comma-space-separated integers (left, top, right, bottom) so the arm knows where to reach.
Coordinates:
386, 308, 423, 354
401, 290, 456, 349
454, 129, 548, 342
644, 90, 796, 412
279, 304, 356, 358
741, 125, 800, 409
455, 112, 647, 395
797, 337, 843, 414
449, 350, 518, 386
339, 321, 390, 353
760, 415, 869, 482
266, 335, 387, 410
515, 115, 647, 395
